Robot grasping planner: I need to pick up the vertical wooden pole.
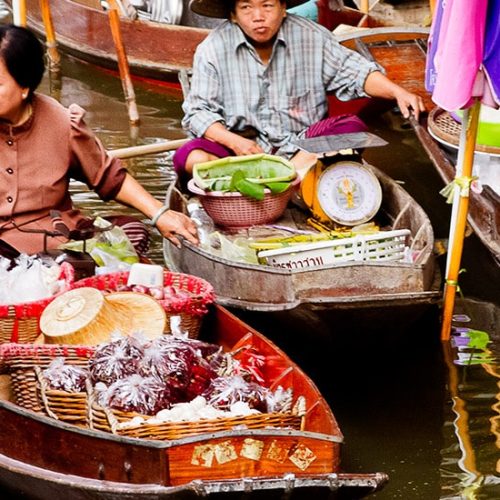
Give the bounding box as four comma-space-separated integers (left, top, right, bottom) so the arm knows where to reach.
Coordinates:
39, 0, 61, 73
440, 100, 481, 341
360, 0, 370, 13
13, 0, 27, 26
107, 2, 140, 125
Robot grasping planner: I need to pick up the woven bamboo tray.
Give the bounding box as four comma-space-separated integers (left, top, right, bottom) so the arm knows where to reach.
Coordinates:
72, 270, 215, 338
428, 107, 500, 155
0, 343, 95, 413
88, 397, 304, 440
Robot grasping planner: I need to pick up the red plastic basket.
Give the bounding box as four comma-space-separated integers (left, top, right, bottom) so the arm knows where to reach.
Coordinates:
71, 270, 215, 338
0, 262, 75, 344
187, 177, 299, 228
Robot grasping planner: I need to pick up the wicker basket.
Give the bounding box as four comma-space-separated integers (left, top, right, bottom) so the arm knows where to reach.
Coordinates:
35, 365, 90, 427
0, 343, 95, 413
0, 262, 75, 345
71, 270, 215, 338
88, 397, 304, 440
187, 178, 300, 229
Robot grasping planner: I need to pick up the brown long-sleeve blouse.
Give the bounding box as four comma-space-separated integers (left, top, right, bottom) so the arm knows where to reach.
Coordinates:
0, 94, 127, 254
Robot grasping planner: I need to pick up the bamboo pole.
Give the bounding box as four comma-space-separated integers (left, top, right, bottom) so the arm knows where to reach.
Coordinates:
440, 100, 481, 341
108, 138, 189, 159
360, 0, 369, 13
107, 1, 140, 125
13, 0, 27, 26
39, 0, 61, 73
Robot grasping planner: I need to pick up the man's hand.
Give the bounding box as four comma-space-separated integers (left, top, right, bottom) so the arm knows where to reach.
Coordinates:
228, 135, 264, 156
205, 122, 264, 156
364, 71, 426, 121
393, 88, 426, 121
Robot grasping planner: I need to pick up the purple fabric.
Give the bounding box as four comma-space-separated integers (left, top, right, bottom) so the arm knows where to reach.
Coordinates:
173, 139, 232, 177
305, 114, 368, 137
173, 114, 367, 175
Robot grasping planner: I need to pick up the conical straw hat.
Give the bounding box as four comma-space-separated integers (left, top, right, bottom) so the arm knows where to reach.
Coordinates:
105, 292, 166, 340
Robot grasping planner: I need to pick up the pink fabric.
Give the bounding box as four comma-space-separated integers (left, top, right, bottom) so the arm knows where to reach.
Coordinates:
430, 0, 488, 111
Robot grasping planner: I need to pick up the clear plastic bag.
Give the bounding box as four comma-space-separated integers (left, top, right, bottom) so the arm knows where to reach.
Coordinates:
59, 217, 139, 271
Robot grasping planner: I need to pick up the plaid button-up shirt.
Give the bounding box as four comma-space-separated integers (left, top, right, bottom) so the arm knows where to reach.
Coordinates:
182, 14, 382, 157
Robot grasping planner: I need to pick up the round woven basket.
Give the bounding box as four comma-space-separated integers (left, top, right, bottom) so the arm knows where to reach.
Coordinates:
71, 270, 215, 339
187, 177, 299, 228
40, 288, 166, 345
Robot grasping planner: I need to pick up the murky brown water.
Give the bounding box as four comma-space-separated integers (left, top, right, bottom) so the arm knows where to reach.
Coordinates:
9, 46, 500, 499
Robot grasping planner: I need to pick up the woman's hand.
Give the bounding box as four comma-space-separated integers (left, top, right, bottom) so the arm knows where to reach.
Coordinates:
155, 209, 199, 248
114, 173, 199, 248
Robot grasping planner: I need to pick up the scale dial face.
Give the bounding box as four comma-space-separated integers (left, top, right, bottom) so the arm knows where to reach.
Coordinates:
316, 162, 382, 226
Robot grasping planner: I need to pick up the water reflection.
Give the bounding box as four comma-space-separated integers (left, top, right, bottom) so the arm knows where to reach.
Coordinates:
6, 45, 500, 498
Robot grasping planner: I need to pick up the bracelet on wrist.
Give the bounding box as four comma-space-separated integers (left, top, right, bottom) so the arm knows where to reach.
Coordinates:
149, 205, 169, 227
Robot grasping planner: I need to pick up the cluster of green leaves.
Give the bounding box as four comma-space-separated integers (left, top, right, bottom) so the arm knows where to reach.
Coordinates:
209, 170, 291, 200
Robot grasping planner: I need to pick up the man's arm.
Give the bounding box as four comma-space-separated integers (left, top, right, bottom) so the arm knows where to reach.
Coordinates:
364, 70, 425, 120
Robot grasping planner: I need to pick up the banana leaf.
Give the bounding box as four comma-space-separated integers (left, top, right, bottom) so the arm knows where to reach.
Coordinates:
193, 153, 296, 191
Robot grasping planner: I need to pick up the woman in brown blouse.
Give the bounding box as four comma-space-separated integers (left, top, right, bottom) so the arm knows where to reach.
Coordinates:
0, 24, 198, 257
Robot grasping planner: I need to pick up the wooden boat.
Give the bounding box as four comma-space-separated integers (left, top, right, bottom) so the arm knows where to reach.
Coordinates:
13, 0, 210, 85
413, 109, 500, 265
0, 304, 387, 499
163, 161, 439, 312
12, 0, 411, 87
336, 27, 500, 265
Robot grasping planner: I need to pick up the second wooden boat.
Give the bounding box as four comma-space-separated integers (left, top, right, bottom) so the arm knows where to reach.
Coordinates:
163, 161, 439, 312
0, 304, 387, 499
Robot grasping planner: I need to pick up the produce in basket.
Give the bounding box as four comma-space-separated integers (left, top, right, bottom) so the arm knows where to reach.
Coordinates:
141, 335, 219, 402
0, 255, 74, 305
89, 335, 144, 385
193, 154, 296, 196
42, 358, 89, 393
98, 374, 172, 415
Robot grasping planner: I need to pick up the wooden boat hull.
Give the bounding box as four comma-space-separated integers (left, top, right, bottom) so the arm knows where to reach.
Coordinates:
412, 116, 500, 265
338, 27, 500, 265
164, 165, 439, 312
17, 0, 209, 83
0, 305, 387, 498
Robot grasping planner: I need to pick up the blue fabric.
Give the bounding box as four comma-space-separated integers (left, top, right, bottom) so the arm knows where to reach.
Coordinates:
287, 0, 318, 21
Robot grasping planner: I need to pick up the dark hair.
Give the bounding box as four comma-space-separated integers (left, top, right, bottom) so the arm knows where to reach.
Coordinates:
0, 24, 45, 99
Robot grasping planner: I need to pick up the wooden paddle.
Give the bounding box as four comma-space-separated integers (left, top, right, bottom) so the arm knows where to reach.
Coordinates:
107, 0, 140, 125
12, 0, 27, 26
108, 138, 189, 159
39, 0, 61, 72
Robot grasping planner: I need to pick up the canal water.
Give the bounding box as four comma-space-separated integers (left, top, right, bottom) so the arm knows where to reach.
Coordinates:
6, 43, 500, 498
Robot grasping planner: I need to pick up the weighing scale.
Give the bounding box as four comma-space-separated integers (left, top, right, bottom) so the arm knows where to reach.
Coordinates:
293, 133, 387, 226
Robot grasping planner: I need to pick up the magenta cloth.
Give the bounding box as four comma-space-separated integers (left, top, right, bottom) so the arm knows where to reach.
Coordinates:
428, 0, 489, 111
305, 114, 367, 137
173, 140, 232, 177
172, 114, 367, 175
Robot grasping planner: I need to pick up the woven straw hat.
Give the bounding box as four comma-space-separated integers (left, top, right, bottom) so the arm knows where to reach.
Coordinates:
191, 0, 308, 19
40, 288, 166, 345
